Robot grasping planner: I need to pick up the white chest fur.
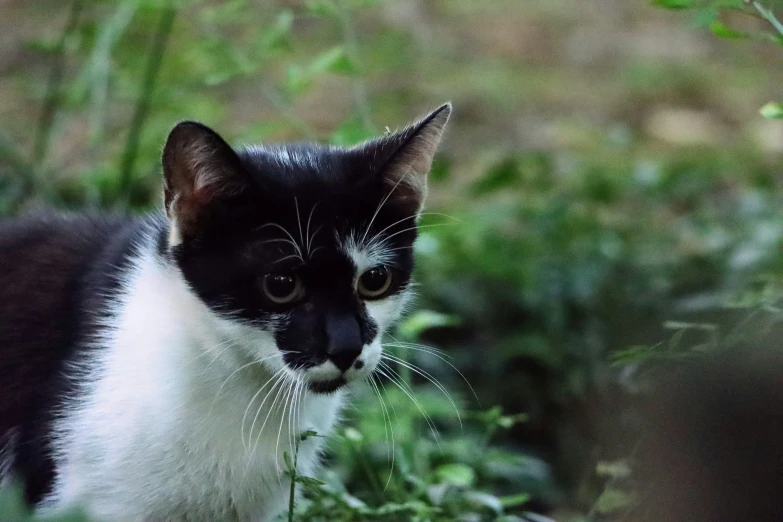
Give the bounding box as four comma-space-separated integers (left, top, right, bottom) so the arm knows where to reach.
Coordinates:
46, 250, 343, 522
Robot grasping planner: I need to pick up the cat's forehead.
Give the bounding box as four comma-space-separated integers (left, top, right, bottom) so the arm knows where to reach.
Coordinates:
238, 143, 365, 192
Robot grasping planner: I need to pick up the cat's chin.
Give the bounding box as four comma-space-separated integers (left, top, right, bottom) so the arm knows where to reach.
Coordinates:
307, 377, 346, 394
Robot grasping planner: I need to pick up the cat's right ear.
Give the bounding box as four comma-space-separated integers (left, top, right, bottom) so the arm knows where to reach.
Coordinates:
162, 121, 247, 245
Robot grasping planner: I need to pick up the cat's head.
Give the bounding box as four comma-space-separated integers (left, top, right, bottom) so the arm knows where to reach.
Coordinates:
161, 104, 451, 394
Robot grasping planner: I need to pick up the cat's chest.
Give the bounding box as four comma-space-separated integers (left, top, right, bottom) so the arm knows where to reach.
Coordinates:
51, 356, 343, 522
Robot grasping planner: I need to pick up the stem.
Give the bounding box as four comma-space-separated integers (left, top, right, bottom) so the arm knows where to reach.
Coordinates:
32, 0, 84, 166
752, 1, 783, 37
117, 5, 175, 206
335, 0, 374, 132
287, 440, 299, 522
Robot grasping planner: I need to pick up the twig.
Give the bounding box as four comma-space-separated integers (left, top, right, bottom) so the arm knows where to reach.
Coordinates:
32, 0, 84, 166
335, 0, 375, 132
117, 5, 175, 206
749, 1, 783, 37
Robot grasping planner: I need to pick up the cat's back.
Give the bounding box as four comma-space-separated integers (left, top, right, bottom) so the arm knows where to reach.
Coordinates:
0, 213, 136, 348
0, 212, 154, 504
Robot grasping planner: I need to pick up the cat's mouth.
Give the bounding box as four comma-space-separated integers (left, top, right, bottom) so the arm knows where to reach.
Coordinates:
307, 377, 346, 394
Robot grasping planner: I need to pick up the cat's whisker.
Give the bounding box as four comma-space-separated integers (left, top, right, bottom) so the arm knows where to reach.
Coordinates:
376, 362, 442, 451
274, 374, 296, 478
305, 202, 320, 256
359, 168, 410, 246
369, 374, 395, 490
383, 342, 480, 404
255, 222, 304, 261
294, 197, 304, 253
381, 353, 462, 430
381, 222, 451, 243
211, 360, 261, 407
269, 254, 304, 267
190, 339, 233, 365
307, 224, 323, 259
287, 376, 302, 464
247, 369, 289, 462
362, 214, 417, 252
249, 370, 292, 463
240, 367, 285, 450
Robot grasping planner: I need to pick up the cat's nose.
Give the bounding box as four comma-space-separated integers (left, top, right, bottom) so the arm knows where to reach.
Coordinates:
325, 314, 363, 372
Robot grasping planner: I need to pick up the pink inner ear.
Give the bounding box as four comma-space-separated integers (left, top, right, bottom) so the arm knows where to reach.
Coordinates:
381, 103, 451, 213
162, 121, 247, 236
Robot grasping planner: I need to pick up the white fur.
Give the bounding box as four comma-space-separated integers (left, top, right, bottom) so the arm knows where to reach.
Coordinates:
36, 223, 407, 522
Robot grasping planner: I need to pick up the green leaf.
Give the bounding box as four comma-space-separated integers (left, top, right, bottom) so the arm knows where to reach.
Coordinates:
760, 102, 783, 119
283, 451, 294, 471
260, 10, 293, 51
470, 157, 519, 195
594, 488, 635, 514
465, 491, 503, 514
300, 429, 320, 441
305, 0, 339, 17
397, 310, 460, 340
596, 460, 632, 479
709, 20, 747, 39
499, 492, 531, 509
651, 0, 694, 9
310, 46, 356, 75
437, 463, 475, 487
296, 476, 327, 487
344, 427, 363, 442
329, 114, 376, 146
691, 8, 718, 27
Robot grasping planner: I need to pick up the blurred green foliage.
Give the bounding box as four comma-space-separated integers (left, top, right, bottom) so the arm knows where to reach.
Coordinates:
2, 0, 783, 520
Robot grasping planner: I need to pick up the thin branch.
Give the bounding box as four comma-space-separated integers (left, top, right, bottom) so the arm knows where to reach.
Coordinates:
751, 1, 783, 37
117, 5, 176, 206
32, 0, 84, 166
335, 0, 375, 132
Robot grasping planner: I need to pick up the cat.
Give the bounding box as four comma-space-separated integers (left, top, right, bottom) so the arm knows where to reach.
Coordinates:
0, 103, 451, 521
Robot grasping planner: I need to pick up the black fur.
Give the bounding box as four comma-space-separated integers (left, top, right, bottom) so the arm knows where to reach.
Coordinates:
0, 215, 155, 504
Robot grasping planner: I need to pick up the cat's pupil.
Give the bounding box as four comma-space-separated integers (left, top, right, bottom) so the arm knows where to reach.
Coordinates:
361, 267, 389, 292
265, 274, 296, 298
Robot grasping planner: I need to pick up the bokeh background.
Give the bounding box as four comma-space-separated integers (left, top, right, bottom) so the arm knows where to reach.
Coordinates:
2, 1, 783, 520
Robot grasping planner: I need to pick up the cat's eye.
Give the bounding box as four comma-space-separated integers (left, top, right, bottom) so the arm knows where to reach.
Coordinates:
262, 272, 303, 304
357, 266, 392, 299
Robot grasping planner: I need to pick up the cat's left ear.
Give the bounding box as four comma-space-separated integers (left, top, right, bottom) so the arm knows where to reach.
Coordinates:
361, 103, 451, 215
162, 121, 248, 244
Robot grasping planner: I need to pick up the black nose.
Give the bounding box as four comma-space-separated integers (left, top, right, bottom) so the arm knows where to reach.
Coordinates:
325, 313, 363, 372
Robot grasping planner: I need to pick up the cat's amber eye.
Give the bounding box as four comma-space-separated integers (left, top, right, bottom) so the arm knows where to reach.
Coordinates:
262, 272, 303, 304
357, 266, 392, 299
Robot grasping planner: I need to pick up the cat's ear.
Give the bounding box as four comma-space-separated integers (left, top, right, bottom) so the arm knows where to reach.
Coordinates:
162, 121, 247, 243
362, 103, 451, 215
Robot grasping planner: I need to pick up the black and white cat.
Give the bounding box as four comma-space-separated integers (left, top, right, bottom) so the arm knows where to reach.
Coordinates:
0, 104, 451, 521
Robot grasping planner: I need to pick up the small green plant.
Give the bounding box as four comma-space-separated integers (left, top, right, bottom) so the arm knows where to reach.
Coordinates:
653, 0, 783, 119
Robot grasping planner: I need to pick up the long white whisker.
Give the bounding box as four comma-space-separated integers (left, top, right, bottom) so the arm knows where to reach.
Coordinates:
360, 169, 410, 246
305, 202, 319, 256
255, 223, 304, 260
384, 337, 452, 359
247, 369, 289, 461
364, 214, 417, 250
274, 375, 295, 478
382, 353, 462, 430
369, 374, 395, 490
241, 368, 285, 449
384, 343, 480, 405
381, 223, 450, 243
294, 197, 304, 252
270, 254, 304, 267
287, 377, 302, 464
376, 363, 441, 450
